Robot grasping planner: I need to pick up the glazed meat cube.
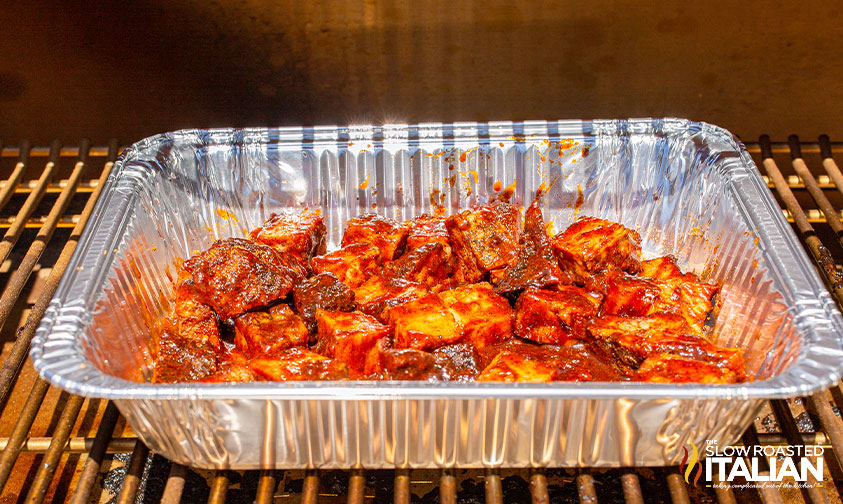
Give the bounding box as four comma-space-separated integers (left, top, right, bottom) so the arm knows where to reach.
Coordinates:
495, 193, 569, 294
293, 272, 356, 333
550, 342, 629, 381
354, 276, 429, 321
446, 201, 521, 272
315, 310, 391, 374
384, 242, 450, 290
174, 274, 221, 349
234, 303, 309, 356
248, 210, 327, 259
477, 352, 557, 382
406, 214, 451, 255
311, 243, 382, 289
448, 228, 485, 284
639, 255, 697, 281
551, 217, 641, 284
432, 343, 482, 381
439, 283, 513, 348
200, 348, 256, 383
389, 293, 460, 351
586, 314, 745, 377
342, 214, 410, 262
152, 332, 217, 383
601, 273, 719, 335
380, 348, 448, 381
634, 353, 745, 384
479, 339, 625, 382
182, 238, 307, 318
251, 346, 349, 381
514, 286, 601, 345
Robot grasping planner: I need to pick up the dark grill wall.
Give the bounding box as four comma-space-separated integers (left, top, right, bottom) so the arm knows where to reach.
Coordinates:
2, 0, 843, 144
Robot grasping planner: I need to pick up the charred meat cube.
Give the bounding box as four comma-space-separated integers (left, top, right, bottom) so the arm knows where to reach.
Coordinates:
234, 303, 309, 356
341, 214, 410, 262
182, 238, 307, 319
551, 217, 641, 284
495, 193, 569, 294
354, 276, 429, 321
407, 214, 451, 255
152, 332, 218, 383
477, 352, 557, 382
432, 343, 482, 381
388, 293, 461, 351
601, 273, 719, 335
174, 274, 221, 349
251, 346, 349, 381
439, 283, 513, 348
311, 243, 382, 289
634, 353, 745, 384
248, 210, 327, 259
380, 348, 448, 381
586, 314, 745, 377
514, 286, 601, 345
384, 242, 450, 290
315, 310, 391, 375
293, 272, 356, 333
445, 201, 521, 272
200, 348, 256, 383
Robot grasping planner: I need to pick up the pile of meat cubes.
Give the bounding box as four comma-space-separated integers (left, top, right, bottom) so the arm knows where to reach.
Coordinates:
152, 194, 747, 385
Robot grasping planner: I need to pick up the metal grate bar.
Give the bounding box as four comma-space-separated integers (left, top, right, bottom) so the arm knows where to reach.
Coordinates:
70, 401, 121, 504
758, 136, 843, 304
0, 140, 59, 272
620, 473, 644, 504
745, 141, 843, 155
788, 135, 843, 239
485, 469, 504, 504
161, 463, 187, 504
530, 469, 550, 504
347, 468, 366, 504
394, 468, 411, 504
0, 140, 114, 498
116, 441, 150, 504
818, 135, 843, 198
0, 435, 136, 454
0, 140, 28, 212
302, 470, 320, 504
440, 469, 457, 504
256, 469, 276, 503
806, 390, 843, 472
0, 378, 51, 491
712, 474, 737, 504
207, 471, 230, 504
1, 145, 118, 158
23, 393, 85, 504
665, 473, 690, 504
0, 139, 104, 411
769, 400, 830, 504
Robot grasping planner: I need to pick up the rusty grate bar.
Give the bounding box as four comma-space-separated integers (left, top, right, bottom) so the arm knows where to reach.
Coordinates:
0, 139, 841, 503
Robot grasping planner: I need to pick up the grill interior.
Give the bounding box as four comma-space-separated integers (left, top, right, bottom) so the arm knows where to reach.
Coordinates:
1, 136, 843, 503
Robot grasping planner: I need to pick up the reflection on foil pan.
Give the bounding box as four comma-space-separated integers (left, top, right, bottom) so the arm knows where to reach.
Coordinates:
31, 119, 843, 469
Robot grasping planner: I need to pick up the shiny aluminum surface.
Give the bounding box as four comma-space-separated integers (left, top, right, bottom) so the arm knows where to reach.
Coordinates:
29, 119, 843, 468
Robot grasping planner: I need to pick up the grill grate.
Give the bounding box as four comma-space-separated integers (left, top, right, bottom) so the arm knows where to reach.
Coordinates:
0, 137, 842, 503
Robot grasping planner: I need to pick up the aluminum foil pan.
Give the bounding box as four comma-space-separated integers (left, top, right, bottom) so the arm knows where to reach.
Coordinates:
31, 119, 843, 469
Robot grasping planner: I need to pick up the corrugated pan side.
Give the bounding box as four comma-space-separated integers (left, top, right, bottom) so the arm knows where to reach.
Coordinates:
31, 118, 843, 468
